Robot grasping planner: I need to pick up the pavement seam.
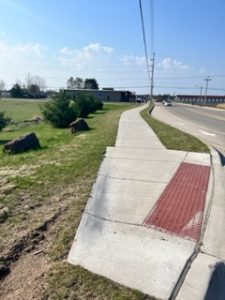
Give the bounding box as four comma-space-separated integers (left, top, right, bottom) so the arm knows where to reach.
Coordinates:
199, 250, 224, 260
97, 173, 169, 184
83, 211, 143, 228
105, 156, 184, 163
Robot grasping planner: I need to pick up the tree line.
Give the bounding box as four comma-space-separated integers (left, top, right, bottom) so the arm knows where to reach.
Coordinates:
0, 75, 99, 99
0, 73, 47, 99
66, 77, 99, 90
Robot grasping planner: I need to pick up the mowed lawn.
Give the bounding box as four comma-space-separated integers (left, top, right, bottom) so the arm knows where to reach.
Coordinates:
0, 98, 46, 122
0, 99, 155, 300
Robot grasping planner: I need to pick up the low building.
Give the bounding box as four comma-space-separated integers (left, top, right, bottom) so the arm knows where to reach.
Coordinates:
62, 89, 136, 102
175, 94, 225, 105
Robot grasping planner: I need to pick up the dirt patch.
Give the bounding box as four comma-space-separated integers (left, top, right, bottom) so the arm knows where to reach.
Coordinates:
0, 177, 90, 299
0, 251, 48, 300
0, 207, 64, 300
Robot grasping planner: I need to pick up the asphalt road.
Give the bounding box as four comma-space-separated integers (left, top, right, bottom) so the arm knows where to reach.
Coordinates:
152, 102, 225, 156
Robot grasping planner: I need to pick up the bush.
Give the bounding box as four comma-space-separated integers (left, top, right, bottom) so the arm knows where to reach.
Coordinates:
89, 97, 103, 113
75, 95, 103, 118
41, 92, 79, 128
0, 112, 11, 131
41, 92, 104, 128
75, 95, 92, 118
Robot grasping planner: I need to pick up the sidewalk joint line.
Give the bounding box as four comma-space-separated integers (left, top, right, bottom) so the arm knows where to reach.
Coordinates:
105, 156, 183, 163
83, 211, 143, 228
97, 173, 168, 184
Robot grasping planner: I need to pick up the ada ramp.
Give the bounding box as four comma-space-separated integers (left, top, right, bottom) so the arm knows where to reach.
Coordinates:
68, 148, 196, 299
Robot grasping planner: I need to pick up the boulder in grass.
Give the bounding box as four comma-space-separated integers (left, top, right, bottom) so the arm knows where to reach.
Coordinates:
69, 119, 90, 133
4, 132, 40, 154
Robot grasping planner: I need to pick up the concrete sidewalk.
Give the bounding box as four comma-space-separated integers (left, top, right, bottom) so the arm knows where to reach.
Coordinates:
68, 105, 215, 299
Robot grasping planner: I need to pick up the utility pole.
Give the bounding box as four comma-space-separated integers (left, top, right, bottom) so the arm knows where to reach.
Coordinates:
150, 52, 155, 102
204, 76, 212, 105
199, 86, 203, 104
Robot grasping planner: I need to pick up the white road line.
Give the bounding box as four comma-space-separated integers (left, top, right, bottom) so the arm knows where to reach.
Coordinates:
161, 107, 225, 135
198, 130, 216, 137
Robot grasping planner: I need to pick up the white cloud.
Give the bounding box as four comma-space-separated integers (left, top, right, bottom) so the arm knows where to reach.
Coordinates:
158, 57, 190, 71
103, 46, 113, 53
120, 55, 146, 66
0, 41, 46, 64
58, 43, 114, 69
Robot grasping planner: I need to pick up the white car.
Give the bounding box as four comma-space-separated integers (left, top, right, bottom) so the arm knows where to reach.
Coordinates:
164, 100, 172, 106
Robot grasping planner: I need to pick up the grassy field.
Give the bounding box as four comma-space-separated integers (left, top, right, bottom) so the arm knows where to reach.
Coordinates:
141, 106, 209, 153
0, 99, 156, 300
0, 98, 46, 121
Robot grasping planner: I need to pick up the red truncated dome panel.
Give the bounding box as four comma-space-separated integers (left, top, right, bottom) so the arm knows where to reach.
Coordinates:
143, 162, 211, 240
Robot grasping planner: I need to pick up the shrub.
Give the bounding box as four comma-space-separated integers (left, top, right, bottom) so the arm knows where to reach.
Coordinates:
0, 112, 11, 131
89, 97, 103, 113
75, 95, 103, 118
41, 92, 79, 128
75, 94, 92, 118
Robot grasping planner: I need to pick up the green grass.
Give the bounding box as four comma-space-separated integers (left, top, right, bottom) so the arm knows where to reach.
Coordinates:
0, 97, 45, 121
140, 106, 209, 153
47, 264, 154, 300
0, 100, 157, 299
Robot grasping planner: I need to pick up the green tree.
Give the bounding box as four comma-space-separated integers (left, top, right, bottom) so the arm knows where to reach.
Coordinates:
28, 84, 41, 98
67, 77, 84, 89
84, 78, 99, 90
41, 92, 79, 128
10, 83, 23, 98
0, 112, 11, 131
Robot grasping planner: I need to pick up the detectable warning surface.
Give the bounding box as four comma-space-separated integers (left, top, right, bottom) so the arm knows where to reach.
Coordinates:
144, 162, 211, 240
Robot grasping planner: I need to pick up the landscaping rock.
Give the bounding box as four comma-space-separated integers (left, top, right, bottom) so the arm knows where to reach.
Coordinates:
4, 132, 40, 154
69, 119, 90, 133
0, 207, 9, 223
25, 115, 43, 124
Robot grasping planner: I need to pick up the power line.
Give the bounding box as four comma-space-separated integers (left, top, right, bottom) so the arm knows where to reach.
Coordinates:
138, 0, 151, 90
150, 0, 155, 55
149, 0, 155, 101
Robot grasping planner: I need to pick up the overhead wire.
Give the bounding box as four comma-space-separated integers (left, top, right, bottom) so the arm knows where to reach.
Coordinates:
150, 0, 155, 56
138, 0, 151, 86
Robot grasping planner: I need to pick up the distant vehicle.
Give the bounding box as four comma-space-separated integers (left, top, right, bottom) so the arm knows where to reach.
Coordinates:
163, 99, 172, 106
136, 97, 144, 103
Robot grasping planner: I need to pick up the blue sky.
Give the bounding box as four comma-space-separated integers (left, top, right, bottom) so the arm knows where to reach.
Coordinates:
0, 0, 225, 95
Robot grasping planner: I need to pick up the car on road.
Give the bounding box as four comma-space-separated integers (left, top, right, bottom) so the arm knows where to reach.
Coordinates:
163, 99, 172, 106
